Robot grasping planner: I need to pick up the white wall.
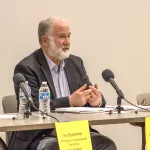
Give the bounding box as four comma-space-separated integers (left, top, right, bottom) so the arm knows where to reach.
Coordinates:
0, 0, 150, 149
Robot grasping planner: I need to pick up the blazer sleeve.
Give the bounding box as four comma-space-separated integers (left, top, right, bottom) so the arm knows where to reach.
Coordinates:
14, 63, 70, 111
14, 63, 41, 111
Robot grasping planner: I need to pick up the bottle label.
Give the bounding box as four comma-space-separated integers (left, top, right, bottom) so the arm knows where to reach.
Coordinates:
39, 92, 50, 100
20, 90, 26, 99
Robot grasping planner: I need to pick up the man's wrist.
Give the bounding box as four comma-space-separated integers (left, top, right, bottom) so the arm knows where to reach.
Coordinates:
69, 96, 74, 107
96, 100, 103, 107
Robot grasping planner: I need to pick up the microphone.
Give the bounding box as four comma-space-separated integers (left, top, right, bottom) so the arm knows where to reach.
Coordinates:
13, 73, 59, 121
102, 69, 150, 114
102, 69, 125, 99
13, 73, 34, 105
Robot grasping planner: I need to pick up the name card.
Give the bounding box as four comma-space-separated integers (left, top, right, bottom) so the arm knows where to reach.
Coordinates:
55, 120, 92, 150
145, 117, 150, 149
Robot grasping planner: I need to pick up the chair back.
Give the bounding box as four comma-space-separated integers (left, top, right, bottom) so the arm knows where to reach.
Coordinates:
137, 92, 150, 106
2, 95, 17, 147
2, 95, 17, 113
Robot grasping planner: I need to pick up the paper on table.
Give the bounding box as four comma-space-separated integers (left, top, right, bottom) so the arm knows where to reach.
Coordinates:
106, 105, 138, 110
107, 105, 150, 111
54, 104, 150, 114
54, 107, 115, 113
105, 111, 133, 114
136, 105, 150, 111
0, 114, 16, 118
54, 105, 150, 113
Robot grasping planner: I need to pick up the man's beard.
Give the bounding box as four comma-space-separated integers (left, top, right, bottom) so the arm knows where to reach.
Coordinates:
48, 38, 70, 60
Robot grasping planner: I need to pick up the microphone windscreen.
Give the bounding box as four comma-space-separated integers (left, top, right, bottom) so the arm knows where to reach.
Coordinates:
102, 69, 115, 82
13, 73, 25, 86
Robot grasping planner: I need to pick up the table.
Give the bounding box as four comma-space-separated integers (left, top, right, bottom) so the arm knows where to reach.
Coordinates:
0, 111, 149, 132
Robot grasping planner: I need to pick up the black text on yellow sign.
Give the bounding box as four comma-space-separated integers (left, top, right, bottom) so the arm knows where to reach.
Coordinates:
55, 120, 92, 150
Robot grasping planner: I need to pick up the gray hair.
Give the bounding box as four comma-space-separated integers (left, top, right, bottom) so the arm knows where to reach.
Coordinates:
38, 16, 66, 44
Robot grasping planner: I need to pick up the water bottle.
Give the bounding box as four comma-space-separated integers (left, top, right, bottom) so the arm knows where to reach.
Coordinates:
39, 82, 50, 116
19, 81, 31, 116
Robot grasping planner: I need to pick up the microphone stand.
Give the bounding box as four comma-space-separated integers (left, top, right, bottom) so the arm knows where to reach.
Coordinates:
24, 100, 31, 118
12, 98, 46, 120
116, 95, 124, 113
109, 91, 124, 115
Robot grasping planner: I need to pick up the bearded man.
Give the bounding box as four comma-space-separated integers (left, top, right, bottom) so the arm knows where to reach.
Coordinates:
10, 17, 117, 150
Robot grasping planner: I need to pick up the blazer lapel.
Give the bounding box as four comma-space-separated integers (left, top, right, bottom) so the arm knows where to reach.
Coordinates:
36, 49, 57, 99
65, 59, 79, 94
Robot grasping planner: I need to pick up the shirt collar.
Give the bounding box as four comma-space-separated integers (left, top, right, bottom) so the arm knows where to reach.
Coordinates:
44, 53, 65, 71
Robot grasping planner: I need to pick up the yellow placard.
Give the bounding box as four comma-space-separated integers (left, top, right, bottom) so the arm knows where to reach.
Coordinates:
145, 117, 150, 149
55, 120, 92, 150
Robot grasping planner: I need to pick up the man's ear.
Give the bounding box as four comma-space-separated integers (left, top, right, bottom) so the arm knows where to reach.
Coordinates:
41, 36, 49, 47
